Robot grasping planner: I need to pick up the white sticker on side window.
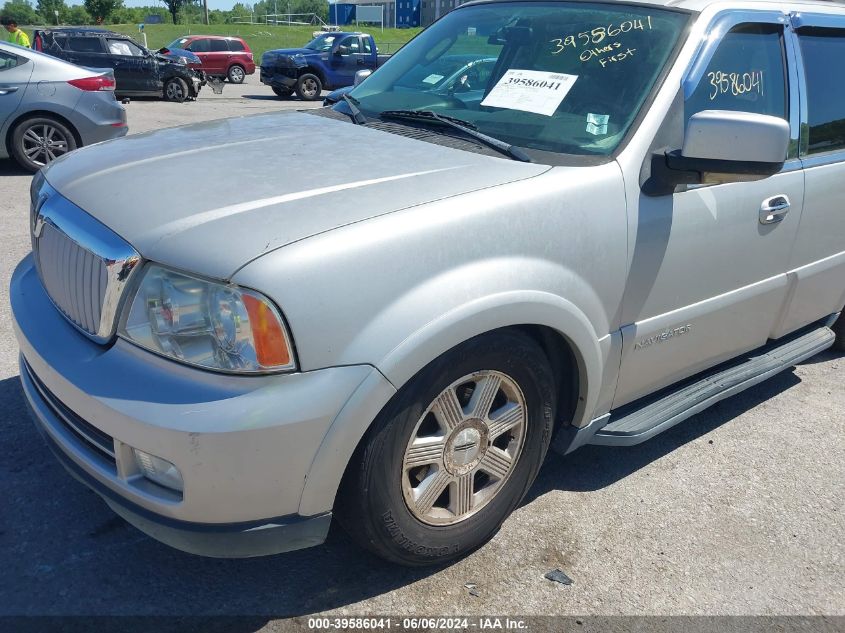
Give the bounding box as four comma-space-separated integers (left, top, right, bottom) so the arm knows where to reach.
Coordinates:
480, 69, 578, 116
422, 73, 444, 84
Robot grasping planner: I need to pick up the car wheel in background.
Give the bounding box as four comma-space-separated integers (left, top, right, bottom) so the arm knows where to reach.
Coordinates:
10, 116, 77, 173
227, 65, 245, 84
164, 77, 189, 102
296, 73, 322, 101
336, 330, 556, 566
272, 86, 292, 98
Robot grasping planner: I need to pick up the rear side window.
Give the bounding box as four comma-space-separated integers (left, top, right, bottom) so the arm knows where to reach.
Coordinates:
228, 39, 245, 51
189, 38, 210, 52
209, 39, 228, 52
686, 24, 787, 122
66, 37, 104, 53
0, 51, 21, 70
798, 28, 845, 155
361, 37, 372, 54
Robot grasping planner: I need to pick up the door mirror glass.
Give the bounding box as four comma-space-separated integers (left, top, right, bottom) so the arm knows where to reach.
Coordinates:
353, 69, 372, 86
335, 45, 350, 56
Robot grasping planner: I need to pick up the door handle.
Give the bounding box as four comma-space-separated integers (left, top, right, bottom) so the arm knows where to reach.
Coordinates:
760, 195, 790, 225
0, 86, 19, 95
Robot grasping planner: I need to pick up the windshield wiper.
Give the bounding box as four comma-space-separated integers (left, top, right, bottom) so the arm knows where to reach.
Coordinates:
379, 109, 531, 162
341, 94, 368, 125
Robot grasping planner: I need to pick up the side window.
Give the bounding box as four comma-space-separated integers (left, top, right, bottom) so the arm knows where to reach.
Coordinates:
228, 39, 245, 51
339, 36, 360, 53
797, 28, 845, 155
189, 38, 210, 53
361, 37, 372, 54
0, 51, 20, 70
67, 37, 105, 53
209, 39, 228, 52
686, 24, 787, 123
107, 39, 143, 56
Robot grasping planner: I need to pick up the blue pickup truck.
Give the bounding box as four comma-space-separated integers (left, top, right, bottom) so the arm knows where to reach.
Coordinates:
260, 32, 390, 100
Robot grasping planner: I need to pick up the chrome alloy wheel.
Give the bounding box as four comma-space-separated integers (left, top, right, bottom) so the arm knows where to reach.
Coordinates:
229, 65, 245, 83
166, 81, 185, 101
301, 77, 319, 98
22, 124, 69, 166
401, 371, 527, 526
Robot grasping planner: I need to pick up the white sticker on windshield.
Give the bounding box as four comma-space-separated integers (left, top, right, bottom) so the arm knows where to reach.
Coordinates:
480, 69, 578, 116
586, 113, 609, 135
423, 74, 444, 85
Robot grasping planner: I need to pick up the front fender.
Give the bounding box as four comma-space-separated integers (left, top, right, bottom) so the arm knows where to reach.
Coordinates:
297, 290, 602, 517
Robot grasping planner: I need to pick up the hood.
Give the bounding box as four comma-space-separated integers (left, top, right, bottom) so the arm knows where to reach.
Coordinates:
160, 47, 201, 65
43, 111, 550, 280
262, 48, 318, 64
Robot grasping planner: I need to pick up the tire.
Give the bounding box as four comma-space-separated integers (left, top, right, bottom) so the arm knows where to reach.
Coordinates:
164, 77, 189, 102
227, 64, 246, 84
295, 73, 322, 101
833, 313, 845, 351
272, 86, 292, 98
10, 116, 77, 172
337, 330, 555, 566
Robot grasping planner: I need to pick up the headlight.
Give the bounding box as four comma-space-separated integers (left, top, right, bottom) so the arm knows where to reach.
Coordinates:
120, 264, 296, 373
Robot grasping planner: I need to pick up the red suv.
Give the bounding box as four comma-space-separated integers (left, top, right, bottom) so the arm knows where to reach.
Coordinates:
165, 35, 255, 83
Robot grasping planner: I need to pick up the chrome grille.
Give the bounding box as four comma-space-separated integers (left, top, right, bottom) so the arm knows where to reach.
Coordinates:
36, 222, 108, 336
31, 185, 142, 342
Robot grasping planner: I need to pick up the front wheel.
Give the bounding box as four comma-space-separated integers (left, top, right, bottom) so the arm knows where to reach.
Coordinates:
10, 116, 77, 172
227, 64, 245, 84
164, 77, 189, 102
295, 73, 322, 101
337, 330, 555, 566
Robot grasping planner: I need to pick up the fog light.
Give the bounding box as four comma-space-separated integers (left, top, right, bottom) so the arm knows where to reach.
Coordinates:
132, 448, 184, 492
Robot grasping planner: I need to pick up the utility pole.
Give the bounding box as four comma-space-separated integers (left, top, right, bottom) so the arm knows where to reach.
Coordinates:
203, 0, 209, 24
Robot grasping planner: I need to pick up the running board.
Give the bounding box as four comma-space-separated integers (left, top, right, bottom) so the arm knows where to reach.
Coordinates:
590, 326, 835, 446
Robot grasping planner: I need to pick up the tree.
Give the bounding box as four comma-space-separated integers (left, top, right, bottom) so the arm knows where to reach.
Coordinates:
64, 3, 90, 24
83, 0, 122, 22
1, 0, 42, 25
36, 0, 66, 23
158, 0, 188, 24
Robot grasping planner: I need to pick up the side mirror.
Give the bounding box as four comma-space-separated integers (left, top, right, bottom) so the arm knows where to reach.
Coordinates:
661, 110, 789, 188
334, 45, 349, 56
353, 68, 372, 86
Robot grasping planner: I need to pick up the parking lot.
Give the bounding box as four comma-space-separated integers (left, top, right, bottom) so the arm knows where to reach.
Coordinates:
0, 76, 842, 626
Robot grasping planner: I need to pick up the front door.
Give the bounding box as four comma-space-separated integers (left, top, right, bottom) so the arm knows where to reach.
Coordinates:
614, 13, 803, 406
330, 35, 365, 86
106, 38, 157, 93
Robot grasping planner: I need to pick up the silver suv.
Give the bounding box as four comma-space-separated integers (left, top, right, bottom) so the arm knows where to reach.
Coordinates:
11, 0, 845, 566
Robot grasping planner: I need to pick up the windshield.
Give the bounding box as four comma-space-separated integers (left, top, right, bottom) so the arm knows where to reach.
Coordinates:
347, 2, 688, 157
166, 38, 190, 50
304, 34, 338, 51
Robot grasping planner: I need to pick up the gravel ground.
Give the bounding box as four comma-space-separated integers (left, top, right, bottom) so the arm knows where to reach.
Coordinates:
0, 75, 842, 627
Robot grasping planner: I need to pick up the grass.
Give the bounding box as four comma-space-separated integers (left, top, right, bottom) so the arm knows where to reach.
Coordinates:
99, 23, 423, 61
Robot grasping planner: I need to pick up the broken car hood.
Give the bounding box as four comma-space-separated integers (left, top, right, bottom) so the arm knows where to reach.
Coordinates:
43, 111, 549, 279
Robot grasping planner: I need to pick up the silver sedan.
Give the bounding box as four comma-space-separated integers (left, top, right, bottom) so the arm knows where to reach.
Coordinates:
0, 42, 127, 172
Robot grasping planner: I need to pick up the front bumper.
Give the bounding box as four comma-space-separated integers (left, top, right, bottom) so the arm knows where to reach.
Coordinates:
11, 254, 378, 556
260, 67, 298, 90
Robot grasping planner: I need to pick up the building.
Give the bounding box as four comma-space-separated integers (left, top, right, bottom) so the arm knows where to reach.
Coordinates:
329, 0, 467, 29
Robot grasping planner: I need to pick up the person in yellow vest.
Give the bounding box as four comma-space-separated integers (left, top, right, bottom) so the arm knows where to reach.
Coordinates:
2, 18, 30, 48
